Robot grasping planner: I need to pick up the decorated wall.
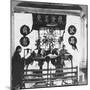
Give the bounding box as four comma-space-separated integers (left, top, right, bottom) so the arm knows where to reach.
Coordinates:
13, 13, 85, 68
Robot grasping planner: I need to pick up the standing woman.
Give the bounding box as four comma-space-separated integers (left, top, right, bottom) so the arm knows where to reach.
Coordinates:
11, 46, 24, 90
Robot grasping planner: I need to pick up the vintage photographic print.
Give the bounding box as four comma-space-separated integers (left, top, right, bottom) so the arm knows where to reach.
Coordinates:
11, 0, 88, 90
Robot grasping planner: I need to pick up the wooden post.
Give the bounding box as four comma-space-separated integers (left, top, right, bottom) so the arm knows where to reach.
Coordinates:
76, 66, 78, 85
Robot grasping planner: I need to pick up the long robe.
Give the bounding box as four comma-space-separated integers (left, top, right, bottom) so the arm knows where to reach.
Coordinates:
11, 51, 24, 89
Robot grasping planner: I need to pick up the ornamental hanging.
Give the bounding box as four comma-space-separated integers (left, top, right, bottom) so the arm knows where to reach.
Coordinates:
68, 25, 76, 35
20, 25, 30, 36
20, 36, 30, 47
68, 36, 78, 50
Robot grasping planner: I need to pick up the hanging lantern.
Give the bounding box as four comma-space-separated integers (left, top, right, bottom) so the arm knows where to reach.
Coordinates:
68, 36, 77, 50
68, 25, 76, 35
20, 36, 30, 47
20, 25, 30, 36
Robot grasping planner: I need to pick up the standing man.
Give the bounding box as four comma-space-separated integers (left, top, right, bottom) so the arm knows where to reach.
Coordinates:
11, 46, 24, 90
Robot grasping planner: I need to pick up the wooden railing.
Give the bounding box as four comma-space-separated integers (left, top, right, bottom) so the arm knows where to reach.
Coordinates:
22, 67, 78, 89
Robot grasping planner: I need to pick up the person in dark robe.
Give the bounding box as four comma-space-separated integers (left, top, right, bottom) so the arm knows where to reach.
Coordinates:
11, 46, 24, 90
